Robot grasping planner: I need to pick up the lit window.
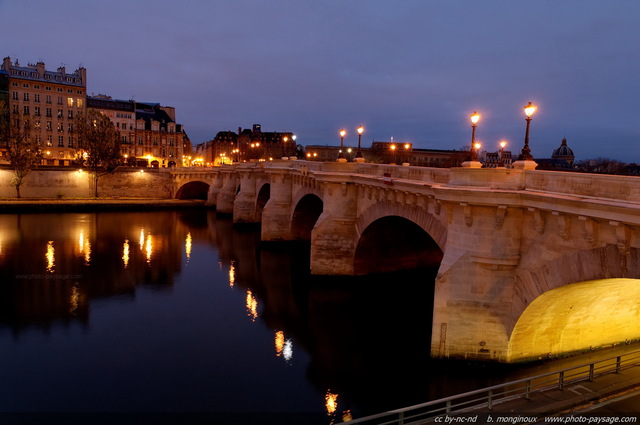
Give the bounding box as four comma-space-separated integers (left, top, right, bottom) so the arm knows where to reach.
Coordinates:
67, 98, 74, 107
77, 99, 83, 108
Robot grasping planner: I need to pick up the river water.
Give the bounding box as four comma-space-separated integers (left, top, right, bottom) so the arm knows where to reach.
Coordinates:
0, 209, 624, 424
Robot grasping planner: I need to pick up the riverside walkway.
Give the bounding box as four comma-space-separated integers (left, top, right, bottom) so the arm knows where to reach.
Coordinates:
343, 348, 640, 424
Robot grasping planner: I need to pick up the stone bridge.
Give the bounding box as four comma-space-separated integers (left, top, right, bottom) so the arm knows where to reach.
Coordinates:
172, 162, 640, 363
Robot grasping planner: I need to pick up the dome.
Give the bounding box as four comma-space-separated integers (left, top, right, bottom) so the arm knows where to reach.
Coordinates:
552, 138, 575, 164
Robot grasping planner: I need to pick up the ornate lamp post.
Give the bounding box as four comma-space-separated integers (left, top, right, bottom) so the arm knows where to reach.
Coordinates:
498, 140, 507, 167
355, 126, 364, 160
470, 111, 480, 161
519, 102, 536, 160
338, 129, 346, 162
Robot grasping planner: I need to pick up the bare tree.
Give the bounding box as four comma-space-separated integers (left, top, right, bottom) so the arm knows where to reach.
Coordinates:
0, 102, 42, 198
75, 110, 122, 197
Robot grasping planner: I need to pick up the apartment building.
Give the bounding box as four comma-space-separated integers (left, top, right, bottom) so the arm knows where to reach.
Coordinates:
1, 57, 87, 165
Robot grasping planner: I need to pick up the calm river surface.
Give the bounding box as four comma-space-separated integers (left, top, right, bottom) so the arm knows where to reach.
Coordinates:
0, 209, 623, 424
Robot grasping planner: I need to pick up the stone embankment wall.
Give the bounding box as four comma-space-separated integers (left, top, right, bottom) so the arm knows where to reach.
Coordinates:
0, 168, 173, 198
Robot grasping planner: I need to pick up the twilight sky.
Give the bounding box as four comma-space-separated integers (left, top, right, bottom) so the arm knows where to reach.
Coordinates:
2, 0, 640, 161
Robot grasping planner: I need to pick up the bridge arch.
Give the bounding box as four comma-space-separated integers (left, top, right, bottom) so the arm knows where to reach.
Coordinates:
355, 201, 447, 251
291, 193, 323, 241
354, 215, 443, 275
508, 278, 640, 362
256, 183, 270, 222
176, 181, 210, 200
507, 245, 640, 362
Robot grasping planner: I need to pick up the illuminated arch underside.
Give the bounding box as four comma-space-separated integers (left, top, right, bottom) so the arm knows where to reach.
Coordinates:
508, 278, 640, 362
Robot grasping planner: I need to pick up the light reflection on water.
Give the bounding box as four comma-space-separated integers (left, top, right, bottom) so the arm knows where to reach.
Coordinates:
1, 209, 619, 423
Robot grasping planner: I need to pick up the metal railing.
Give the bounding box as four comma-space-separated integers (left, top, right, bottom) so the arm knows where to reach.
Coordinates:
341, 349, 640, 425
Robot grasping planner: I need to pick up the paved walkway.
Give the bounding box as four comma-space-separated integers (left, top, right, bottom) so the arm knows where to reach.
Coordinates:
468, 366, 640, 416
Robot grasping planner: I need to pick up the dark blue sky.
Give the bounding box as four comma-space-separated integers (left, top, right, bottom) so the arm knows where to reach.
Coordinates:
2, 0, 639, 161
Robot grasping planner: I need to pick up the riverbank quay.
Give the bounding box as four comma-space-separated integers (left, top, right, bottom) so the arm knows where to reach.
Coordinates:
344, 348, 640, 424
0, 198, 210, 213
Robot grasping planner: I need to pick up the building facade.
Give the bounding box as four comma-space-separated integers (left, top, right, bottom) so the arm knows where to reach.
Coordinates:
196, 124, 297, 166
1, 57, 87, 165
304, 141, 469, 167
87, 96, 190, 168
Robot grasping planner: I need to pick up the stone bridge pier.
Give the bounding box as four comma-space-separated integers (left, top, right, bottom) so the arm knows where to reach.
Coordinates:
432, 202, 524, 362
261, 169, 294, 241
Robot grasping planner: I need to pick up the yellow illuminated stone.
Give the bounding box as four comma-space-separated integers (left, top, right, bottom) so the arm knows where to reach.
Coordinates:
508, 278, 640, 362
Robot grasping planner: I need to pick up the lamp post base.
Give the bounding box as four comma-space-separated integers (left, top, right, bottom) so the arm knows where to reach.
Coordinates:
461, 160, 483, 169
354, 157, 365, 163
336, 158, 347, 163
512, 159, 538, 171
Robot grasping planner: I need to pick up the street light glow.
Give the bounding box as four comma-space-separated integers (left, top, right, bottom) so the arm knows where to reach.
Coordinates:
470, 111, 480, 125
524, 102, 536, 117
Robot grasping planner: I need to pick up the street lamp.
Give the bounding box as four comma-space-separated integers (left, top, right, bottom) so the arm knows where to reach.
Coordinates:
470, 111, 480, 161
473, 142, 481, 164
519, 102, 536, 160
338, 129, 346, 161
390, 143, 397, 164
498, 140, 507, 167
355, 126, 364, 159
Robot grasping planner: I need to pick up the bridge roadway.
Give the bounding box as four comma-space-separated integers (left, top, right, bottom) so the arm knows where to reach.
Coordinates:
174, 160, 640, 364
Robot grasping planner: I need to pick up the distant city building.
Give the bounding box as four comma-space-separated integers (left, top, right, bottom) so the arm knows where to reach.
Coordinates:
196, 124, 297, 166
479, 150, 513, 168
551, 138, 575, 166
304, 141, 468, 167
1, 56, 87, 165
536, 138, 576, 170
87, 96, 190, 168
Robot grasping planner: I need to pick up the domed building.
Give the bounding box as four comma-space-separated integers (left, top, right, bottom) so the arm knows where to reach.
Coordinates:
551, 138, 575, 166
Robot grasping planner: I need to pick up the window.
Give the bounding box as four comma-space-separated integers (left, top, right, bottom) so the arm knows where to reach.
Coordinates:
67, 98, 74, 107
34, 107, 41, 116
46, 121, 52, 131
34, 94, 40, 103
45, 86, 52, 91
77, 99, 83, 108
57, 110, 63, 119
46, 108, 52, 117
23, 93, 29, 102
138, 137, 143, 145
68, 110, 73, 120
22, 83, 29, 88
12, 105, 18, 114
23, 106, 30, 115
57, 123, 64, 132
46, 95, 52, 104
68, 123, 74, 133
169, 138, 175, 147
57, 97, 63, 105
47, 135, 52, 145
68, 137, 74, 147
34, 120, 41, 129
58, 136, 64, 147
122, 123, 127, 130
35, 134, 41, 144
11, 91, 18, 101
153, 138, 158, 146
34, 85, 40, 89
